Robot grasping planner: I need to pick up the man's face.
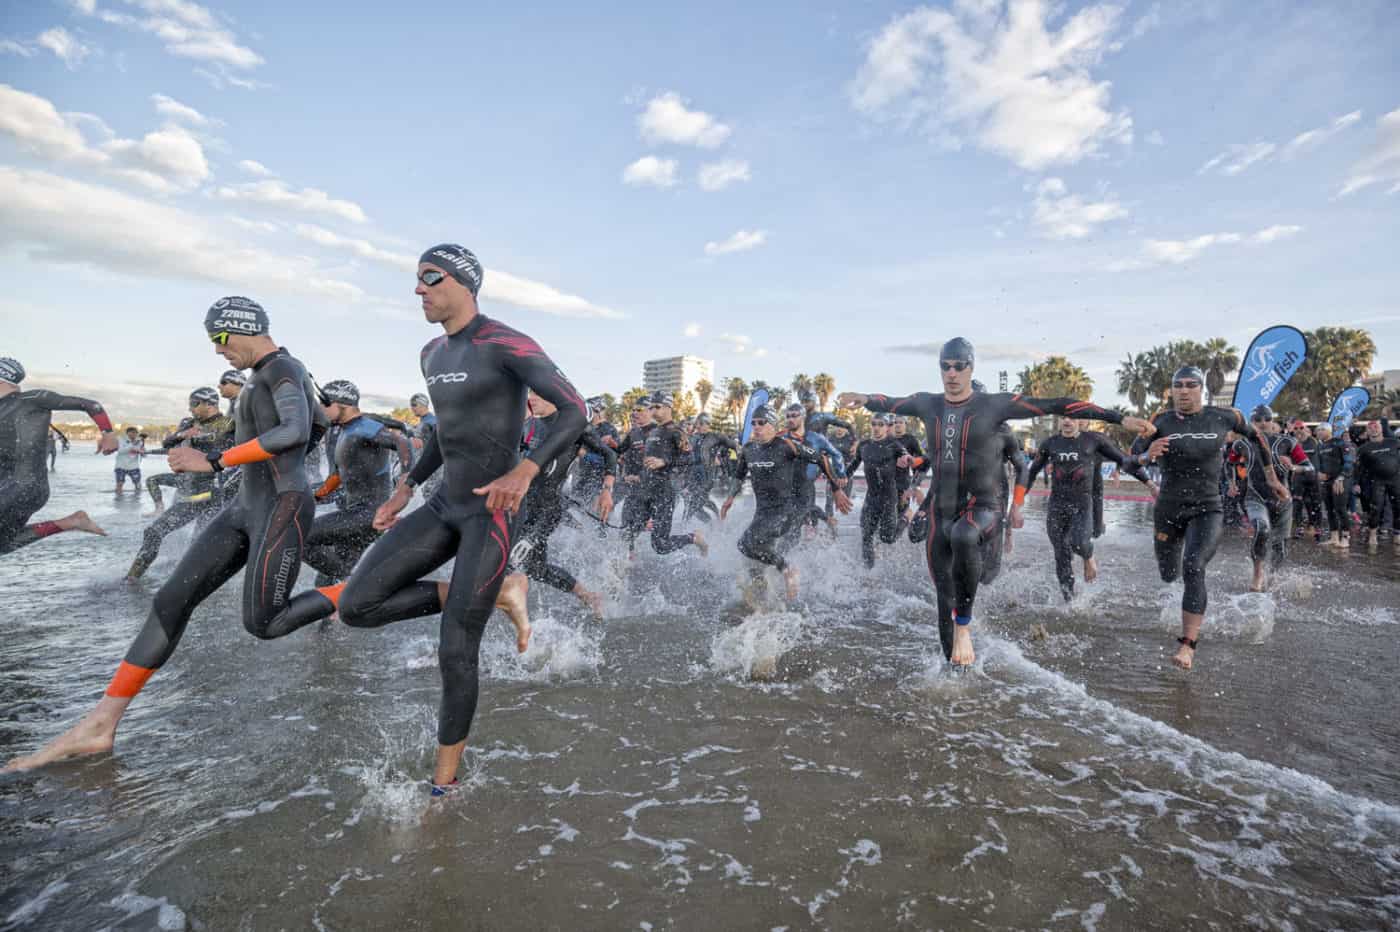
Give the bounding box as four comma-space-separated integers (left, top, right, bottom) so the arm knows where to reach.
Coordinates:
1368, 420, 1383, 440
192, 401, 219, 420
1253, 417, 1277, 435
213, 333, 259, 368
892, 420, 906, 437
416, 262, 470, 324
411, 402, 429, 418
633, 407, 650, 427
1059, 417, 1078, 437
219, 381, 241, 399
751, 419, 777, 443
696, 421, 710, 434
784, 410, 804, 433
871, 422, 888, 440
940, 359, 972, 395
1171, 378, 1203, 411
125, 429, 138, 442
650, 403, 671, 422
1317, 425, 1332, 442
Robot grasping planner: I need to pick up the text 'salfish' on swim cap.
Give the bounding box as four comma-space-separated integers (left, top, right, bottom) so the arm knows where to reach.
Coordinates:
322, 380, 360, 406
220, 369, 247, 386
0, 357, 25, 385
205, 297, 269, 336
189, 387, 221, 407
940, 337, 975, 365
1172, 365, 1205, 385
410, 392, 430, 408
420, 244, 483, 296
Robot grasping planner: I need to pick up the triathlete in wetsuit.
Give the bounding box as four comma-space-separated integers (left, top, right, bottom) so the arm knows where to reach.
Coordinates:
781, 403, 846, 537
300, 380, 412, 586
801, 392, 856, 521
977, 425, 1028, 585
891, 416, 929, 508
1135, 369, 1285, 670
1026, 417, 1154, 601
573, 396, 620, 503
510, 391, 616, 615
0, 356, 116, 554
7, 298, 333, 772
1287, 419, 1324, 542
839, 338, 1151, 667
616, 393, 706, 557
721, 405, 850, 598
126, 388, 236, 579
1355, 417, 1400, 549
1314, 423, 1353, 548
847, 413, 903, 568
1228, 406, 1307, 591
682, 414, 736, 524
330, 245, 588, 792
615, 402, 651, 508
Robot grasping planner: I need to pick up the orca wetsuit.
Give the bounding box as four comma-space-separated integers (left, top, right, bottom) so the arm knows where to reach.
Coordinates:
731, 434, 839, 574
617, 418, 698, 555
848, 436, 903, 567
1230, 431, 1306, 570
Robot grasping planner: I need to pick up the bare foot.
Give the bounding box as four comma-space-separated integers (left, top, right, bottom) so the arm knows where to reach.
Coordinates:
1083, 556, 1098, 584
782, 565, 800, 600
1030, 623, 1049, 641
951, 625, 976, 667
59, 511, 106, 536
495, 574, 531, 653
1171, 642, 1195, 670
574, 584, 605, 619
4, 714, 117, 771
692, 530, 709, 558
1249, 563, 1267, 593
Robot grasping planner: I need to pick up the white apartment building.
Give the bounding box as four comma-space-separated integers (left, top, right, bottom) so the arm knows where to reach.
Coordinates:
642, 355, 725, 415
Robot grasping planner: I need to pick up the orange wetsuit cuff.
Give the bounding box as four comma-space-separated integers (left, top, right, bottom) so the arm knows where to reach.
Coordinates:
222, 438, 272, 467
315, 474, 341, 498
106, 661, 155, 698
1013, 486, 1027, 507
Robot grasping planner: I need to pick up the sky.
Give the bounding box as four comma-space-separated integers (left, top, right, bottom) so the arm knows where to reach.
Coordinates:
2, 0, 1399, 423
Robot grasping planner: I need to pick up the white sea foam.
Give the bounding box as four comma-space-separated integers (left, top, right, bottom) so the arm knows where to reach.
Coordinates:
710, 611, 806, 679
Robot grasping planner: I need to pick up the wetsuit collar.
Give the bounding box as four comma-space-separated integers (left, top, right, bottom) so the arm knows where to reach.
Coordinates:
250, 346, 290, 372
446, 312, 487, 339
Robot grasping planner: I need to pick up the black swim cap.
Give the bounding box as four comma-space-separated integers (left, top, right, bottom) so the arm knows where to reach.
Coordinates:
420, 244, 483, 296
585, 395, 607, 416
1172, 365, 1205, 385
785, 403, 805, 416
799, 389, 816, 405
0, 357, 24, 385
871, 413, 892, 425
205, 296, 269, 336
219, 369, 247, 386
189, 387, 220, 407
322, 380, 360, 406
751, 404, 777, 423
940, 337, 975, 364
650, 392, 674, 407
696, 413, 711, 425
410, 392, 430, 407
1250, 404, 1275, 422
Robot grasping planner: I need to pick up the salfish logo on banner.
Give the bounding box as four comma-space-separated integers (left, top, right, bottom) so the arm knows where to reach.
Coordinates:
1232, 325, 1309, 414
1328, 386, 1371, 430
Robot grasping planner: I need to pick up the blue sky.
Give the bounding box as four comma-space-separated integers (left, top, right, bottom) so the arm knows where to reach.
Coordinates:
2, 0, 1398, 422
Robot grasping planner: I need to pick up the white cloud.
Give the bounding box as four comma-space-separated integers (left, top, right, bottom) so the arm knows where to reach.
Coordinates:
1031, 177, 1126, 239
697, 158, 751, 191
0, 39, 36, 57
704, 230, 768, 257
36, 27, 92, 67
1112, 224, 1303, 269
1201, 110, 1363, 176
237, 158, 272, 176
849, 0, 1133, 171
1146, 129, 1164, 146
638, 92, 732, 148
288, 225, 622, 319
0, 83, 209, 192
621, 155, 679, 188
0, 166, 367, 304
718, 332, 753, 353
228, 216, 279, 233
151, 92, 210, 126
1339, 108, 1400, 197
213, 179, 369, 223
81, 0, 263, 74
683, 322, 701, 337
70, 0, 98, 14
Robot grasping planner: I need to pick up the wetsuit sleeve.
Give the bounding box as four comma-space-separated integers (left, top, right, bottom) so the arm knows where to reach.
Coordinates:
497, 344, 589, 473
812, 433, 846, 477
315, 472, 341, 499
1025, 440, 1051, 488
904, 437, 928, 474
730, 449, 749, 494
408, 429, 443, 486
847, 443, 864, 477
50, 426, 68, 444
1006, 438, 1030, 495
366, 423, 413, 469
27, 389, 114, 432
786, 437, 840, 485
1093, 433, 1150, 483
163, 417, 194, 449
579, 428, 619, 475
865, 392, 934, 419
1001, 395, 1123, 424
222, 379, 312, 466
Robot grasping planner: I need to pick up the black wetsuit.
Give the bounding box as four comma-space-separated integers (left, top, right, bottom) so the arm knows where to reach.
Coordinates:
806, 412, 854, 519
825, 429, 857, 519
574, 419, 619, 501
1147, 406, 1253, 615
1356, 432, 1400, 532
848, 436, 902, 567
303, 415, 411, 585
976, 427, 1028, 585
1291, 435, 1323, 537
1232, 432, 1306, 569
1081, 429, 1108, 538
683, 431, 737, 523
117, 348, 330, 682
0, 389, 111, 554
1316, 436, 1353, 534
731, 434, 837, 574
338, 315, 586, 747
866, 391, 1123, 660
1027, 432, 1147, 599
127, 413, 237, 579
783, 429, 845, 534
615, 421, 650, 505
513, 414, 617, 592
617, 419, 697, 555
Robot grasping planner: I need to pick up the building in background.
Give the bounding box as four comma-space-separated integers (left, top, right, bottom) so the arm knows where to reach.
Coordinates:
1362, 369, 1400, 397
642, 355, 725, 415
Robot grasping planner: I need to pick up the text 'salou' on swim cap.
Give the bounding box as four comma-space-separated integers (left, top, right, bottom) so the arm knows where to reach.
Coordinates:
204, 296, 269, 337
420, 244, 483, 296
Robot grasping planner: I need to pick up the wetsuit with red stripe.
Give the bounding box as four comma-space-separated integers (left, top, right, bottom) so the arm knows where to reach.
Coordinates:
865, 391, 1123, 660
112, 347, 328, 697
338, 314, 586, 746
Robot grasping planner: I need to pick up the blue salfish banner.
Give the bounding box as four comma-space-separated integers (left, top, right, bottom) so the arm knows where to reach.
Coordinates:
1231, 325, 1309, 413
739, 388, 770, 445
1328, 386, 1370, 430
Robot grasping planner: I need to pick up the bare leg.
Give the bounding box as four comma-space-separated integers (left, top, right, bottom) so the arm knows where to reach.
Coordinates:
1172, 609, 1204, 670
433, 740, 466, 788
1249, 559, 1267, 592
782, 565, 800, 600
5, 694, 130, 771
1083, 555, 1098, 584
692, 529, 709, 558
572, 582, 604, 619
57, 510, 106, 536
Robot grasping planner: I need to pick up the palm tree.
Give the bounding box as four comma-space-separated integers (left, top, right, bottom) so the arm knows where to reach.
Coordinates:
1276, 326, 1377, 419
1362, 388, 1400, 419
1015, 356, 1093, 400
1200, 337, 1240, 406
790, 373, 812, 398
694, 378, 713, 414
724, 377, 750, 423
1115, 353, 1148, 414
812, 373, 836, 410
